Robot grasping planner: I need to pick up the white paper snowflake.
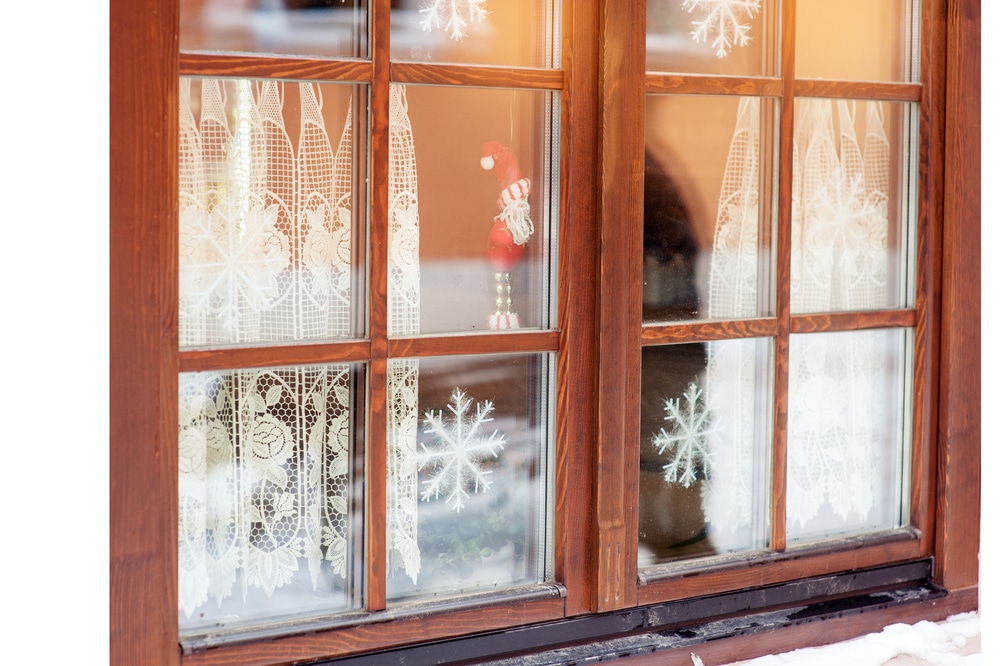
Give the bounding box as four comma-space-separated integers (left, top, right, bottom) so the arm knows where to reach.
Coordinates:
652, 380, 718, 487
416, 388, 506, 512
419, 0, 489, 41
682, 0, 761, 58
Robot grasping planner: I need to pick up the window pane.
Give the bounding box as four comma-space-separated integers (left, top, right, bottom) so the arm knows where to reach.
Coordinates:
639, 338, 772, 567
796, 0, 919, 82
393, 85, 558, 335
178, 363, 363, 636
645, 95, 776, 323
646, 0, 779, 76
180, 0, 367, 59
787, 329, 911, 543
390, 0, 561, 68
386, 353, 553, 602
790, 99, 916, 314
179, 79, 366, 347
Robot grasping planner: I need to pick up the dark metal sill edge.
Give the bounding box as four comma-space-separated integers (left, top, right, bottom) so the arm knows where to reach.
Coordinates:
314, 559, 937, 665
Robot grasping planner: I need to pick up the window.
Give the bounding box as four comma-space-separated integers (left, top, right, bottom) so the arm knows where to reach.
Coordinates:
111, 0, 981, 663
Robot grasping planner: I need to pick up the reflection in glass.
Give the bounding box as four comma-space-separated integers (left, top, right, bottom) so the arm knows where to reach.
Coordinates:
787, 329, 911, 543
796, 0, 919, 82
178, 363, 363, 636
179, 78, 365, 347
180, 0, 367, 59
386, 353, 553, 602
639, 339, 772, 567
644, 95, 775, 323
790, 99, 914, 314
646, 0, 776, 76
396, 85, 558, 335
390, 0, 561, 68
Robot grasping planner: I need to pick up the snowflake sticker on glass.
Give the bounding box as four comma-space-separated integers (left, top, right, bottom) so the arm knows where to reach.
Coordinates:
419, 0, 489, 41
417, 388, 506, 512
681, 0, 762, 58
652, 380, 717, 487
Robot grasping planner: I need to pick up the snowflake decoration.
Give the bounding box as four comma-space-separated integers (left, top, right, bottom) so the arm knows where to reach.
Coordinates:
419, 0, 489, 42
809, 168, 887, 269
652, 380, 718, 487
682, 0, 762, 58
416, 388, 506, 512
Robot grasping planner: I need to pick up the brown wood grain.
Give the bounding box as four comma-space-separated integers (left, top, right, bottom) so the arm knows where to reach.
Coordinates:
638, 532, 923, 605
789, 309, 918, 333
387, 331, 559, 358
179, 341, 372, 372
935, 0, 981, 592
181, 596, 565, 666
180, 53, 374, 81
363, 0, 392, 614
645, 74, 782, 97
555, 0, 601, 618
641, 318, 779, 345
111, 1, 181, 664
593, 0, 643, 613
794, 79, 922, 101
769, 0, 797, 555
391, 62, 565, 89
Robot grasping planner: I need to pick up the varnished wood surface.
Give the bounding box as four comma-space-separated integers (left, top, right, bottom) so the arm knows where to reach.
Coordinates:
111, 1, 181, 664
179, 341, 371, 372
387, 331, 560, 358
641, 318, 778, 344
935, 0, 981, 592
789, 309, 918, 333
391, 62, 565, 89
180, 53, 373, 82
555, 0, 601, 617
645, 74, 782, 96
181, 596, 565, 666
768, 0, 797, 554
794, 79, 922, 101
638, 533, 922, 605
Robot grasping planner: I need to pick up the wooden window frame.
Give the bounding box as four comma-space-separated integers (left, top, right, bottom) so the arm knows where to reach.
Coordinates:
110, 1, 980, 664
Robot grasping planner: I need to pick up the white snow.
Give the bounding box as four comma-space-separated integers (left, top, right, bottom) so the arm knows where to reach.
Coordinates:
704, 612, 981, 666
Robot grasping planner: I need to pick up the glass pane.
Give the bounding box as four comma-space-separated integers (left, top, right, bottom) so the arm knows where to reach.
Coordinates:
787, 329, 911, 543
796, 0, 919, 82
390, 0, 561, 68
179, 78, 366, 347
386, 353, 553, 602
790, 99, 916, 314
178, 363, 363, 636
645, 95, 775, 323
646, 0, 778, 76
639, 338, 772, 567
391, 85, 558, 335
180, 0, 367, 59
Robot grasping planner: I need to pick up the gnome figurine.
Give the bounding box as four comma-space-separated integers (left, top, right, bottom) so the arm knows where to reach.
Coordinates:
480, 141, 534, 329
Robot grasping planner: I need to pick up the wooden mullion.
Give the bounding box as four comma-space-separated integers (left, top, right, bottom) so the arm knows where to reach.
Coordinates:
180, 53, 374, 82
364, 0, 391, 613
645, 73, 782, 96
770, 0, 797, 554
593, 0, 643, 613
640, 318, 779, 345
179, 341, 372, 372
388, 331, 559, 358
793, 79, 922, 102
390, 62, 564, 89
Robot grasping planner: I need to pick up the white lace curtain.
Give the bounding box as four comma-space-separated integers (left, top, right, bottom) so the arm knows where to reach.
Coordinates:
177, 79, 423, 618
704, 97, 893, 539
